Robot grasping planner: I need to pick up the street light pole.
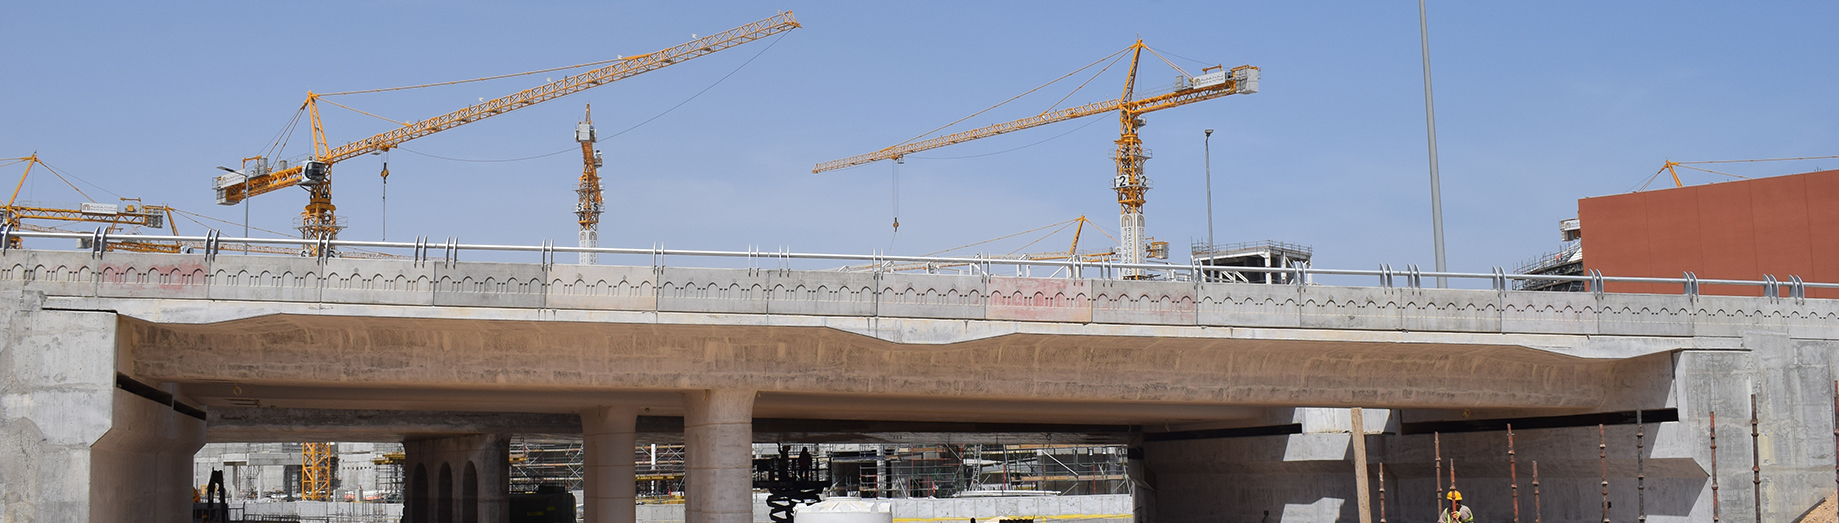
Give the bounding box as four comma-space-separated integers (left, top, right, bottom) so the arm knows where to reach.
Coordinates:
1419, 0, 1449, 287
1204, 128, 1215, 255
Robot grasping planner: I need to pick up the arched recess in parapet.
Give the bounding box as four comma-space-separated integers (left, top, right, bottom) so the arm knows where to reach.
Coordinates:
410, 464, 429, 523
461, 461, 479, 523
438, 462, 454, 523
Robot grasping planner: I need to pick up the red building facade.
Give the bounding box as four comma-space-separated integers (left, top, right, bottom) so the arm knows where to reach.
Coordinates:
1578, 169, 1839, 298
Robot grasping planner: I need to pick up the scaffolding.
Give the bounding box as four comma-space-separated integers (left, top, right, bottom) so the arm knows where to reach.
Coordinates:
1192, 240, 1313, 284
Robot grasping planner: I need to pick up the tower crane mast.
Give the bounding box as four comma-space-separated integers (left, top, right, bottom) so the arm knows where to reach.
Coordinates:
213, 12, 801, 250
815, 40, 1258, 278
576, 105, 604, 264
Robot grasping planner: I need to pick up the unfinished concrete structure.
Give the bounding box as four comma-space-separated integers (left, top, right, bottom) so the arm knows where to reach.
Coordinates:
3, 248, 1838, 522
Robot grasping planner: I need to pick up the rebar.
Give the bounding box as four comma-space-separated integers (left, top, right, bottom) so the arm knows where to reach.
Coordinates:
1712, 411, 1721, 523
1752, 393, 1761, 523
1638, 409, 1647, 523
1378, 462, 1387, 523
1449, 458, 1458, 521
1600, 423, 1609, 523
1532, 460, 1542, 523
1509, 424, 1520, 523
1435, 432, 1444, 514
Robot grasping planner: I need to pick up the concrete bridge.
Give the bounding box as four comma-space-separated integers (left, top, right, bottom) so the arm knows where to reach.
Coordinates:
3, 245, 1838, 523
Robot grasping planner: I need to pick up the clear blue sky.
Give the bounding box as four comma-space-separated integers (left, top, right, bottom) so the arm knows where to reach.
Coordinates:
3, 1, 1834, 273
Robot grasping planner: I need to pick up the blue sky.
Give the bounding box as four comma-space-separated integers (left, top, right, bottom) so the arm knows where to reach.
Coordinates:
2, 1, 1834, 274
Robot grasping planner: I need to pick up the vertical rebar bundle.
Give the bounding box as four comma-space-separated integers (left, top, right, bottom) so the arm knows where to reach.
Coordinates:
1435, 432, 1444, 515
1532, 460, 1542, 523
1712, 411, 1721, 523
1752, 393, 1762, 523
1600, 423, 1609, 523
1637, 410, 1647, 523
1509, 424, 1520, 523
1378, 462, 1387, 523
1449, 459, 1458, 521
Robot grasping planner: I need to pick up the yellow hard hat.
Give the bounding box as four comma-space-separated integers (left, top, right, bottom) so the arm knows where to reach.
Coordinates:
1446, 490, 1462, 501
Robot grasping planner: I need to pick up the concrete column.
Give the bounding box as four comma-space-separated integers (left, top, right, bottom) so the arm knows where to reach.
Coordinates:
583, 406, 638, 523
683, 390, 755, 523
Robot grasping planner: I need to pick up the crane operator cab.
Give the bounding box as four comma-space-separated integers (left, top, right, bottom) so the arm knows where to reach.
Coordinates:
299, 160, 330, 186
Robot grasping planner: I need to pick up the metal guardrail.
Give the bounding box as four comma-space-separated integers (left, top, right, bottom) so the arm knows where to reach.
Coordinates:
2, 227, 1833, 300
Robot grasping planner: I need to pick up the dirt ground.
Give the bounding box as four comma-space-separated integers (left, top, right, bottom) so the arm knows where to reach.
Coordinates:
1798, 493, 1839, 523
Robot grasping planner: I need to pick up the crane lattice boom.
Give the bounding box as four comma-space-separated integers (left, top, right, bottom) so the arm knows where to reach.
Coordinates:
213, 12, 801, 247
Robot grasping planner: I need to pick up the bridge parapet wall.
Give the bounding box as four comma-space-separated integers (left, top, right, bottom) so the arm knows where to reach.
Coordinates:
4, 250, 1836, 338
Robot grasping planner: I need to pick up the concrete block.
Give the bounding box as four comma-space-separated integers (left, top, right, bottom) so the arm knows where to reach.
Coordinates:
1297, 287, 1404, 331
1197, 283, 1301, 328
547, 264, 658, 311
1398, 288, 1502, 333
767, 271, 876, 317
876, 273, 985, 320
987, 277, 1091, 323
95, 252, 211, 300
659, 268, 768, 314
432, 261, 546, 308
321, 258, 434, 306
1090, 279, 1196, 325
1500, 290, 1599, 335
207, 256, 323, 303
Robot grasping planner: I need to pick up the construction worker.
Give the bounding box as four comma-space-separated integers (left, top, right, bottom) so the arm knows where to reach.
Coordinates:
1439, 490, 1475, 523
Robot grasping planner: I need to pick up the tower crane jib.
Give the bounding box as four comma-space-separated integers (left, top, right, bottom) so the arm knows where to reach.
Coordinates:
813, 41, 1257, 278
213, 11, 801, 248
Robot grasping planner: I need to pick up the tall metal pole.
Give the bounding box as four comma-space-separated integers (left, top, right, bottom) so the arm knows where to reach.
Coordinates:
1378, 462, 1388, 523
1417, 0, 1449, 288
1204, 129, 1215, 255
1833, 381, 1838, 523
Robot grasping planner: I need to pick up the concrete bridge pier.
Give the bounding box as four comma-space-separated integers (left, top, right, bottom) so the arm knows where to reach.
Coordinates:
583, 406, 639, 523
684, 390, 756, 523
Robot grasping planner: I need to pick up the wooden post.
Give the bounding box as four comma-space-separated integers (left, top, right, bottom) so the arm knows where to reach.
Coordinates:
1352, 408, 1372, 523
1509, 424, 1520, 523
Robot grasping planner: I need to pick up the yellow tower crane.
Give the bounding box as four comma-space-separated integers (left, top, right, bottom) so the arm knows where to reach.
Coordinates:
213, 12, 801, 254
576, 105, 604, 264
814, 40, 1258, 278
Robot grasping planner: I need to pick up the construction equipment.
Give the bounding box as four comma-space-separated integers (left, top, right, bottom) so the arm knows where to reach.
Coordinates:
843, 216, 1117, 273
815, 40, 1257, 278
576, 106, 604, 264
300, 442, 335, 501
212, 12, 802, 253
1644, 155, 1839, 190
